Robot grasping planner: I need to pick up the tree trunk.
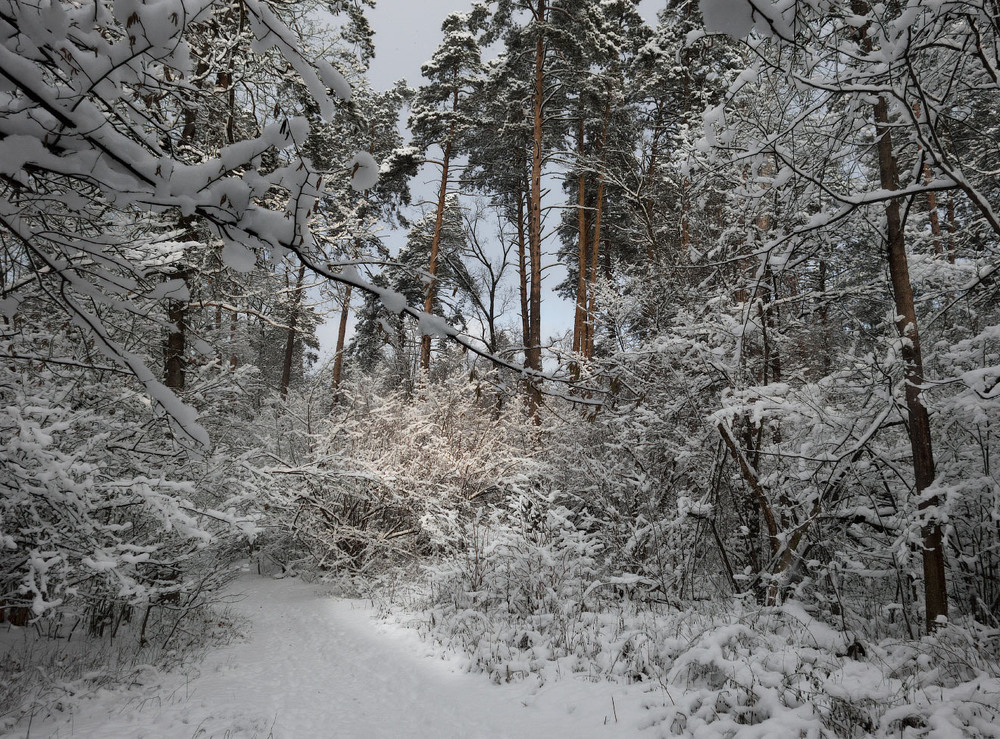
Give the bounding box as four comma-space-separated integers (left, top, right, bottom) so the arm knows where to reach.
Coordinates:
420, 80, 459, 372
516, 172, 531, 355
584, 174, 604, 358
573, 117, 588, 354
164, 225, 194, 390
331, 283, 352, 406
945, 192, 957, 264
642, 99, 665, 266
584, 101, 610, 358
848, 2, 948, 630
525, 0, 547, 417
279, 262, 307, 397
817, 259, 830, 374
164, 55, 208, 391
913, 102, 945, 259
924, 165, 944, 257
681, 177, 691, 256
164, 275, 188, 390
229, 310, 238, 369
873, 94, 949, 631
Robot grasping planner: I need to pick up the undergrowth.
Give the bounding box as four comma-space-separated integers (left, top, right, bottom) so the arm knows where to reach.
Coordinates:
0, 591, 246, 734
384, 501, 1000, 738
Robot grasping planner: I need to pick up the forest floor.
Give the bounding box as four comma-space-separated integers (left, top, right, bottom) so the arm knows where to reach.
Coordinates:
5, 572, 662, 738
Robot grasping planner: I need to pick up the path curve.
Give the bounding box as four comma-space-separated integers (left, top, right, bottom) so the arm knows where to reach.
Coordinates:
16, 573, 653, 738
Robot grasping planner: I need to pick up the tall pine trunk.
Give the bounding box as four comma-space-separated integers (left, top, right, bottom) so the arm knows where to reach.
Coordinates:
525, 0, 547, 417
642, 99, 665, 266
516, 170, 531, 355
420, 80, 460, 372
573, 117, 588, 355
584, 175, 605, 358
583, 101, 610, 358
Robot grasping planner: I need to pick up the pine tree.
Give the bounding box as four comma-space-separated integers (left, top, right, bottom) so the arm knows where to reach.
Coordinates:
464, 55, 534, 363
409, 10, 485, 371
347, 204, 470, 388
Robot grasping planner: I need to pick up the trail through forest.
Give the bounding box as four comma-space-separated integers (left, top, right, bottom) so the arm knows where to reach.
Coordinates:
11, 573, 654, 738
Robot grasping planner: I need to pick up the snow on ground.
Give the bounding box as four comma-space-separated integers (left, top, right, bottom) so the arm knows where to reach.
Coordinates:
9, 572, 664, 738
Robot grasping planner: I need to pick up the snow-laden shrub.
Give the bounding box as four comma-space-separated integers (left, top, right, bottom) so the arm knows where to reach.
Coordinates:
408, 570, 1000, 737
929, 321, 1000, 628
650, 601, 1000, 738
415, 498, 679, 684
546, 309, 1000, 635
0, 336, 272, 725
430, 500, 602, 618
0, 345, 260, 637
273, 370, 536, 575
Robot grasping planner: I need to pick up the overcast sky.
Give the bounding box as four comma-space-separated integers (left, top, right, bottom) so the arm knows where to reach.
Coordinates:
367, 3, 451, 93
367, 1, 662, 93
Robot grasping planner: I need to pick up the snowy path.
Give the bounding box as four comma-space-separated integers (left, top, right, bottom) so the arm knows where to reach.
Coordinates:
15, 574, 660, 738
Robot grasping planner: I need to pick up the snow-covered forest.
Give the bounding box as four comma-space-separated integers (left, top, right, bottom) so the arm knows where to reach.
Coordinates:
2, 0, 999, 735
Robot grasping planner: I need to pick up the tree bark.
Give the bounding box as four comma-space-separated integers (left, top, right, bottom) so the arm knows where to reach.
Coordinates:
924, 164, 944, 257
164, 273, 188, 390
584, 174, 605, 358
525, 0, 547, 417
420, 79, 460, 372
873, 94, 948, 631
945, 192, 957, 264
230, 310, 238, 369
817, 259, 830, 374
331, 283, 352, 405
849, 1, 948, 629
584, 101, 610, 358
279, 262, 307, 397
516, 171, 531, 355
573, 117, 588, 354
164, 218, 194, 390
164, 53, 209, 391
643, 101, 664, 265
